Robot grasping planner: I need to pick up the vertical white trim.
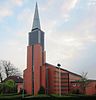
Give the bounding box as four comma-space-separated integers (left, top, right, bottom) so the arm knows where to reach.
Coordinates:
38, 31, 41, 43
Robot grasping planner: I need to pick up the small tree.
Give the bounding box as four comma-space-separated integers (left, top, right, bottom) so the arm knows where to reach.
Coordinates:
38, 86, 45, 94
80, 72, 89, 94
0, 83, 3, 94
5, 80, 16, 93
0, 80, 17, 94
4, 80, 17, 94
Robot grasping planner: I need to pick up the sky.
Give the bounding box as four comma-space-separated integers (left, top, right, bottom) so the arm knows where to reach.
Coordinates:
0, 0, 96, 79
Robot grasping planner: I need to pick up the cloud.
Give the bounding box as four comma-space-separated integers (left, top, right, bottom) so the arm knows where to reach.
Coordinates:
17, 8, 33, 32
45, 0, 96, 79
73, 16, 96, 44
88, 0, 96, 7
42, 19, 58, 34
40, 0, 55, 11
60, 0, 79, 20
0, 31, 27, 72
10, 0, 23, 6
0, 7, 13, 21
0, 0, 24, 21
0, 0, 96, 79
61, 0, 78, 11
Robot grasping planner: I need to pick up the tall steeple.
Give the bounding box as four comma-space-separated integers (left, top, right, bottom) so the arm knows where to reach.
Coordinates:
29, 2, 44, 50
32, 2, 41, 30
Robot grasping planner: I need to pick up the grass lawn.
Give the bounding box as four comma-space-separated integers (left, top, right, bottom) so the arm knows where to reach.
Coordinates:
0, 94, 96, 100
0, 94, 22, 99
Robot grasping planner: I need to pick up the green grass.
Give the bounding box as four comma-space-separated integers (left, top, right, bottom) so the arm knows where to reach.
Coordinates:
0, 96, 21, 100
0, 94, 96, 100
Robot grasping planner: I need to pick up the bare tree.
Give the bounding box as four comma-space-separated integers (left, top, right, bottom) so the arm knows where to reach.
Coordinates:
80, 72, 89, 94
0, 62, 3, 82
0, 60, 22, 79
0, 71, 3, 82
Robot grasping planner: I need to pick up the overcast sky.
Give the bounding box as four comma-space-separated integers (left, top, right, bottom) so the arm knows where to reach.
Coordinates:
0, 0, 96, 79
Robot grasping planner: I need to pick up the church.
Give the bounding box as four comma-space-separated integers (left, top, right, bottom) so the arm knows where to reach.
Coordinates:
23, 3, 96, 96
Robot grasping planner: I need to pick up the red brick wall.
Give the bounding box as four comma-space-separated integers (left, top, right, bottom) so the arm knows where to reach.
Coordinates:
69, 73, 82, 93
34, 44, 42, 95
70, 81, 96, 95
24, 44, 46, 95
69, 73, 81, 82
61, 69, 69, 94
40, 65, 46, 92
46, 64, 69, 95
43, 51, 46, 64
86, 81, 96, 95
17, 83, 23, 93
46, 65, 57, 94
24, 46, 33, 95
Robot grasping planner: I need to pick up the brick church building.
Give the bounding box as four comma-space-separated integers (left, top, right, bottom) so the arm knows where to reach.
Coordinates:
24, 3, 96, 96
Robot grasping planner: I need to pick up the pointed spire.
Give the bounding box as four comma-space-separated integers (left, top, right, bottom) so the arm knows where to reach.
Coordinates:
32, 2, 41, 30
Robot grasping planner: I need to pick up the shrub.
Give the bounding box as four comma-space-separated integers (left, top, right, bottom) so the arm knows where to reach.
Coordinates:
0, 80, 17, 94
71, 89, 81, 94
38, 86, 45, 94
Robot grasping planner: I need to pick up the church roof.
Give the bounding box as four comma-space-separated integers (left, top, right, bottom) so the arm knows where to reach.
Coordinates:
3, 76, 23, 83
32, 3, 41, 30
46, 63, 82, 78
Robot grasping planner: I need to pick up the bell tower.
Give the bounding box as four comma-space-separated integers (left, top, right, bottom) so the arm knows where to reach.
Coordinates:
29, 2, 44, 50
24, 3, 46, 95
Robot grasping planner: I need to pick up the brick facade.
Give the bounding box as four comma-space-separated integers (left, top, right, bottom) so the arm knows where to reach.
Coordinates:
23, 3, 96, 96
